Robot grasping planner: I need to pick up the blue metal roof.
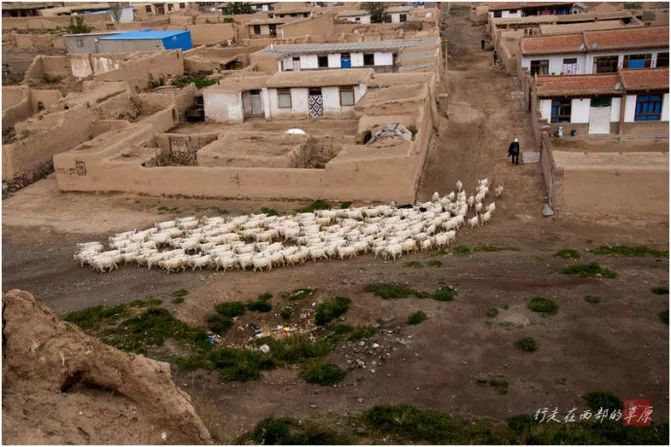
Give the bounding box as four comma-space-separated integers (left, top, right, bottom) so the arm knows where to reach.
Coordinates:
99, 30, 189, 40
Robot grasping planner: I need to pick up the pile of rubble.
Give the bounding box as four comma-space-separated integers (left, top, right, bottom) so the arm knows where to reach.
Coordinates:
367, 123, 414, 145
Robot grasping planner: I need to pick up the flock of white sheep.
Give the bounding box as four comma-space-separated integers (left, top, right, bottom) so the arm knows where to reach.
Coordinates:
75, 179, 502, 273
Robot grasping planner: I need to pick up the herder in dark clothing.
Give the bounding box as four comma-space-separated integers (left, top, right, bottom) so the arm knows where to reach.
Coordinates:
493, 49, 498, 64
481, 39, 485, 50
508, 138, 520, 165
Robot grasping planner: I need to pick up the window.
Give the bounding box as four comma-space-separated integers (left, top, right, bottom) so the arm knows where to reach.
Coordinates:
591, 97, 612, 108
400, 13, 407, 22
179, 3, 185, 8
594, 55, 619, 73
551, 98, 571, 123
493, 10, 502, 18
562, 57, 577, 75
145, 5, 152, 12
76, 38, 84, 48
318, 55, 328, 68
635, 95, 663, 121
530, 59, 549, 75
363, 53, 375, 66
277, 89, 292, 108
167, 4, 173, 11
508, 9, 518, 14
339, 86, 355, 106
253, 25, 261, 35
624, 53, 652, 69
656, 52, 669, 68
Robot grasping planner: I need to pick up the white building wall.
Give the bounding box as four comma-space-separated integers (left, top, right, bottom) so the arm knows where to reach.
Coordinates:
539, 99, 552, 121
662, 93, 669, 121
570, 98, 590, 123
327, 53, 341, 68
390, 12, 400, 23
521, 53, 587, 75
502, 10, 523, 18
374, 52, 394, 66
351, 52, 364, 67
204, 91, 243, 123
322, 86, 341, 112
624, 94, 638, 122
341, 14, 371, 24
301, 54, 319, 69
291, 88, 309, 115
523, 48, 668, 75
610, 97, 621, 122
354, 84, 367, 102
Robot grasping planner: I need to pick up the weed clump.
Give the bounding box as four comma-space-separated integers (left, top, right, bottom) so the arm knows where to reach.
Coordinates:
407, 311, 428, 325
433, 285, 457, 301
300, 362, 345, 385
528, 296, 558, 315
215, 301, 247, 318
592, 245, 668, 258
584, 295, 601, 304
363, 283, 430, 299
298, 199, 331, 213
486, 308, 499, 318
348, 325, 378, 341
283, 288, 314, 300
652, 285, 669, 295
563, 262, 617, 278
660, 310, 669, 325
207, 313, 233, 335
247, 293, 273, 312
515, 337, 537, 352
315, 296, 351, 325
554, 249, 581, 260
583, 391, 623, 412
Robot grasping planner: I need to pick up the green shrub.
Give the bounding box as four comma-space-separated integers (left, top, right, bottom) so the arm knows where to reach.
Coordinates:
298, 199, 331, 212
363, 283, 430, 299
260, 207, 278, 216
250, 417, 352, 445
486, 308, 498, 318
208, 347, 275, 381
315, 296, 351, 325
300, 362, 345, 385
554, 249, 581, 260
507, 414, 537, 435
171, 296, 185, 304
660, 309, 669, 325
583, 391, 623, 412
247, 293, 272, 312
515, 337, 537, 352
563, 262, 617, 278
63, 298, 162, 330
592, 245, 668, 258
407, 311, 428, 325
340, 201, 352, 209
426, 259, 443, 267
584, 295, 601, 304
652, 285, 669, 295
433, 285, 457, 301
215, 301, 247, 317
476, 376, 509, 394
527, 296, 558, 315
280, 306, 292, 321
452, 245, 473, 256
207, 313, 233, 334
405, 261, 424, 268
347, 325, 378, 341
251, 417, 293, 444
284, 287, 314, 300
172, 288, 188, 298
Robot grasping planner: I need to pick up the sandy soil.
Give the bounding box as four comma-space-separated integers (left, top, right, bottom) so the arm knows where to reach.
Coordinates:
2, 12, 668, 444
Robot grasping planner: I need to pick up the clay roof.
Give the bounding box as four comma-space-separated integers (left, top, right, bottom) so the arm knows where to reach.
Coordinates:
522, 25, 669, 55
488, 2, 574, 11
206, 75, 271, 92
584, 26, 669, 51
535, 68, 668, 97
267, 68, 374, 88
247, 18, 289, 25
619, 68, 669, 91
387, 6, 412, 13
256, 38, 437, 57
522, 33, 586, 55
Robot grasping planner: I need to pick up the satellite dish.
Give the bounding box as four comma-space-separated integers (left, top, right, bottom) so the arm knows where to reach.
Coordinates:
285, 128, 306, 135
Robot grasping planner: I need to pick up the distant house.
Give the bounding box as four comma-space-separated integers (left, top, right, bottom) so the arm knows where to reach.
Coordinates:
336, 9, 372, 24
267, 8, 312, 19
64, 32, 122, 54
521, 26, 669, 75
252, 2, 275, 12
203, 69, 373, 122
386, 6, 412, 23
533, 68, 669, 135
246, 18, 287, 38
96, 30, 192, 53
488, 2, 585, 18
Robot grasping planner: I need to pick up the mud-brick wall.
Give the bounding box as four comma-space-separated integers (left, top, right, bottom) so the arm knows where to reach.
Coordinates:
94, 51, 185, 91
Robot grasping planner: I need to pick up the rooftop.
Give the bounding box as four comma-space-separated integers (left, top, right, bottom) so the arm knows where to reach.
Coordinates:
267, 68, 374, 88
99, 30, 190, 40
535, 68, 669, 96
522, 25, 669, 54
488, 2, 575, 11
256, 38, 438, 57
387, 6, 413, 13
336, 9, 370, 17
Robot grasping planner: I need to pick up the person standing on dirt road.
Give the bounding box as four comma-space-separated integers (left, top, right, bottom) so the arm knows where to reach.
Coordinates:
493, 49, 498, 64
508, 138, 520, 165
481, 39, 485, 50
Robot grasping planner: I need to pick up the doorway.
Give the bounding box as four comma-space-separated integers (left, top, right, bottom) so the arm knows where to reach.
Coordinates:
308, 88, 323, 117
588, 97, 612, 135
242, 90, 264, 118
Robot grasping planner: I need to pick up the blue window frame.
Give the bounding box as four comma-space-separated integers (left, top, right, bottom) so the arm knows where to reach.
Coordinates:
635, 95, 663, 121
551, 98, 571, 123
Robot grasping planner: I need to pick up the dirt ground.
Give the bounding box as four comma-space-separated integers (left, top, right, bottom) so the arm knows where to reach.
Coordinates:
2, 11, 669, 444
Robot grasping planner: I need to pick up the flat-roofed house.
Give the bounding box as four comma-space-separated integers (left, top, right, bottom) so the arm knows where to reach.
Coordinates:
489, 2, 584, 18
386, 5, 412, 23
521, 26, 669, 75
203, 69, 373, 122
533, 68, 669, 135
336, 9, 372, 24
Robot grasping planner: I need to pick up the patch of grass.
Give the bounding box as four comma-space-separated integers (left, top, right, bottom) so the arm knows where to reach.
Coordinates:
247, 293, 273, 312
171, 288, 188, 298
300, 362, 345, 385
215, 301, 247, 318
407, 311, 428, 325
63, 298, 162, 330
554, 248, 581, 260
171, 296, 185, 304
527, 296, 558, 315
425, 259, 443, 267
250, 417, 353, 445
592, 245, 668, 258
652, 285, 669, 295
347, 325, 378, 341
280, 306, 292, 321
208, 347, 275, 381
260, 207, 278, 216
486, 308, 498, 318
171, 74, 217, 89
660, 309, 669, 325
432, 285, 457, 301
476, 376, 509, 394
583, 391, 623, 412
563, 262, 617, 278
340, 201, 352, 209
283, 287, 314, 300
363, 283, 431, 299
315, 296, 351, 325
507, 414, 537, 435
404, 261, 424, 268
207, 313, 233, 335
584, 295, 601, 304
515, 337, 537, 352
452, 244, 474, 256
474, 244, 520, 252
298, 199, 331, 213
